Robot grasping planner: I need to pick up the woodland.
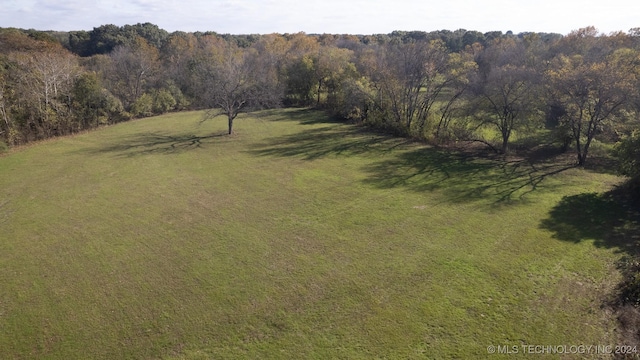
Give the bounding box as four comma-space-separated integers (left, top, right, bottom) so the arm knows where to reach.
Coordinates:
0, 23, 638, 172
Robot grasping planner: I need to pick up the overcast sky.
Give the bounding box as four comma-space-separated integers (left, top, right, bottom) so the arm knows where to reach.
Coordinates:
1, 0, 638, 35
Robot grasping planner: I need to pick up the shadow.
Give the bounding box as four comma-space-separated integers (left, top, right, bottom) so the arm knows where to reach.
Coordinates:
81, 132, 229, 157
362, 147, 573, 203
540, 189, 640, 254
250, 115, 572, 204
582, 156, 620, 176
540, 185, 640, 346
518, 144, 570, 164
254, 108, 345, 125
248, 125, 415, 160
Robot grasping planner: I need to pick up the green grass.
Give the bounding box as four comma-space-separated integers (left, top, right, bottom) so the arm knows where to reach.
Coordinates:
0, 109, 628, 359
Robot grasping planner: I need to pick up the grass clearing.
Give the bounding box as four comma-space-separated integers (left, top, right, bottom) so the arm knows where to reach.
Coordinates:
0, 109, 629, 358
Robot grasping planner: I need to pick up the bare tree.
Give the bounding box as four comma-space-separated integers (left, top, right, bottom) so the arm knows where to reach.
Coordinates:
434, 51, 477, 140
470, 38, 541, 153
9, 47, 79, 139
200, 42, 282, 134
0, 70, 10, 141
107, 37, 159, 110
368, 40, 456, 137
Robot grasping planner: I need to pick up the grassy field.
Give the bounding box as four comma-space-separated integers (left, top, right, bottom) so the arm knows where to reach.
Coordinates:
0, 109, 629, 358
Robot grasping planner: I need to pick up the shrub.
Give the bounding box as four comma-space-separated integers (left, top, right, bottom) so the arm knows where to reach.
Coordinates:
163, 81, 190, 110
152, 89, 177, 114
130, 93, 154, 118
91, 89, 128, 123
618, 258, 640, 307
613, 131, 640, 178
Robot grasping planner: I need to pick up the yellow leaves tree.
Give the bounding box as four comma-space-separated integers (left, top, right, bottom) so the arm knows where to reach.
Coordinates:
546, 51, 637, 165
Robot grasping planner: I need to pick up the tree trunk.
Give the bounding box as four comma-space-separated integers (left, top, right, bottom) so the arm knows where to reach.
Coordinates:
228, 115, 233, 134
0, 101, 9, 134
577, 152, 586, 166
501, 139, 509, 154
500, 125, 511, 154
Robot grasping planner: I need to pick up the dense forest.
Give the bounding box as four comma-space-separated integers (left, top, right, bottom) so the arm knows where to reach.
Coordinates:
1, 23, 639, 177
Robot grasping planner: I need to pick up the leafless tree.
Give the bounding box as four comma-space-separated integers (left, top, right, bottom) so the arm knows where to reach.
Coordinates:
368, 40, 458, 137
200, 43, 282, 134
107, 37, 159, 110
470, 38, 541, 153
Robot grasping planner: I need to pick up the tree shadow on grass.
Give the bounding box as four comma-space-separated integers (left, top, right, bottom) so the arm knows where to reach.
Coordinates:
361, 147, 573, 204
248, 124, 415, 160
81, 131, 229, 157
254, 108, 346, 125
540, 189, 640, 254
250, 119, 573, 204
540, 184, 640, 346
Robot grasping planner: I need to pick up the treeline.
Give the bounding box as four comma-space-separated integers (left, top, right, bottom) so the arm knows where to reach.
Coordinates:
1, 24, 640, 168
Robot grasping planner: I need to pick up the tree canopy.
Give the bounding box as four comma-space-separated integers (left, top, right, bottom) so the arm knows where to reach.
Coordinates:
1, 24, 639, 168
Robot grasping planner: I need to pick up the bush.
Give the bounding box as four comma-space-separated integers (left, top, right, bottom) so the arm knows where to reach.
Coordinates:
97, 89, 127, 123
130, 93, 154, 118
163, 81, 190, 110
152, 89, 177, 114
613, 131, 640, 178
618, 258, 640, 307
0, 140, 8, 154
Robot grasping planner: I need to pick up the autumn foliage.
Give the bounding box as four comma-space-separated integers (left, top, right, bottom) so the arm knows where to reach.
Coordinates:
1, 24, 639, 166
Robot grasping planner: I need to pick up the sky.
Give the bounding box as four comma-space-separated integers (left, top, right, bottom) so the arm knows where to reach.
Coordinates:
1, 0, 638, 35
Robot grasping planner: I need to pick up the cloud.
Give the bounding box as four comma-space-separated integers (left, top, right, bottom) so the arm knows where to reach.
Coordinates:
37, 0, 94, 12
0, 0, 638, 34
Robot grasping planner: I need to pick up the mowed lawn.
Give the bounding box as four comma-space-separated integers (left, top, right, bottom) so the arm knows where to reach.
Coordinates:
0, 109, 626, 359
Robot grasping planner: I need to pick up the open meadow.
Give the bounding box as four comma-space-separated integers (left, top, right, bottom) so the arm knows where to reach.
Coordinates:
0, 109, 630, 358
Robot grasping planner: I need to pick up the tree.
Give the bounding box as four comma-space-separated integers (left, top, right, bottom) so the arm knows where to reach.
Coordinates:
68, 30, 91, 56
250, 33, 290, 91
325, 74, 373, 123
0, 31, 80, 143
312, 46, 354, 106
87, 24, 127, 55
121, 23, 168, 49
8, 44, 79, 139
160, 31, 198, 101
469, 38, 542, 153
367, 40, 458, 137
107, 37, 159, 110
614, 131, 640, 179
285, 54, 316, 105
546, 50, 635, 165
0, 59, 12, 143
283, 33, 319, 106
434, 50, 477, 140
71, 71, 104, 128
71, 71, 124, 127
200, 42, 281, 134
613, 131, 640, 200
